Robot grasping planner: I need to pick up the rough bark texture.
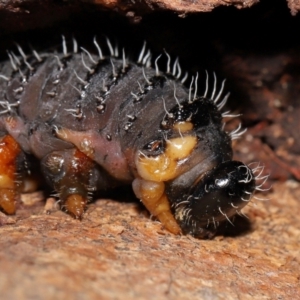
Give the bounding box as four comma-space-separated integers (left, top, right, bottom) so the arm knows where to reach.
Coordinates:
0, 181, 299, 299
0, 0, 300, 35
88, 0, 260, 13
0, 0, 261, 15
0, 0, 299, 17
0, 0, 300, 299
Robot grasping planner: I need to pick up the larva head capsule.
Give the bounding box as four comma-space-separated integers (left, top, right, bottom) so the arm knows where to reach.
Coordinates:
133, 94, 256, 237
170, 161, 256, 238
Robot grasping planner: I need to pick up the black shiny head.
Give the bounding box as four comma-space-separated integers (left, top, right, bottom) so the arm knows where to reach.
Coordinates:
172, 161, 256, 238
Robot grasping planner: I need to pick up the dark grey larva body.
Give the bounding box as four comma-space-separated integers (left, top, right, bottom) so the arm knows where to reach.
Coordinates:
0, 38, 258, 238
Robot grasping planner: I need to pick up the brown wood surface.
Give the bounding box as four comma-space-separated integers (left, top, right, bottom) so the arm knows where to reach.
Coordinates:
0, 182, 299, 299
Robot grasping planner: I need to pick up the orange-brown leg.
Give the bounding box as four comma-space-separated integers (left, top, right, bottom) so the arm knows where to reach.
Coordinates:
42, 149, 96, 219
132, 178, 181, 234
0, 135, 21, 214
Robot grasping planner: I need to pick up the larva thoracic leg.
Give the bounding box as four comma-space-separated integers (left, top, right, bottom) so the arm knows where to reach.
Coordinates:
0, 135, 21, 215
41, 148, 97, 218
